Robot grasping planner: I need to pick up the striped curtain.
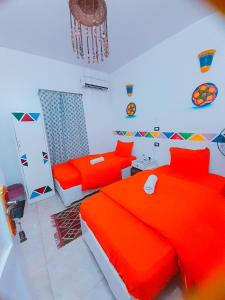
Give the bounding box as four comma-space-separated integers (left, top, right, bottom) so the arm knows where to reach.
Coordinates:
39, 89, 89, 165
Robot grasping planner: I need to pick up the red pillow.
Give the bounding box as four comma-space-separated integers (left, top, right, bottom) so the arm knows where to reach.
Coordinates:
170, 147, 210, 177
115, 140, 134, 157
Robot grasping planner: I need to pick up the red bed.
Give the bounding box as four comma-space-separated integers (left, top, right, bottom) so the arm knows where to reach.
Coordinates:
52, 140, 136, 206
52, 151, 136, 190
80, 148, 225, 300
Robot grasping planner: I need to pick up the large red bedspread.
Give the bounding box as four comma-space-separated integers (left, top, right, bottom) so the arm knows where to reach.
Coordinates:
101, 166, 225, 288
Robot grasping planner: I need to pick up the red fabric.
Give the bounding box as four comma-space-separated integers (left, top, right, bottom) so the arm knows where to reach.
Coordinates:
69, 155, 122, 191
52, 162, 81, 189
103, 152, 136, 168
170, 147, 210, 177
115, 140, 134, 157
52, 152, 135, 190
80, 193, 177, 300
102, 167, 225, 288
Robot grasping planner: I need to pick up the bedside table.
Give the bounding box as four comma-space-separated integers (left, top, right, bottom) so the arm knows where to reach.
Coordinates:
131, 166, 142, 176
131, 160, 158, 176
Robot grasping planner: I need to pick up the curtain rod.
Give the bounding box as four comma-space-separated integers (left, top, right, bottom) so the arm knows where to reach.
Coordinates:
38, 88, 83, 96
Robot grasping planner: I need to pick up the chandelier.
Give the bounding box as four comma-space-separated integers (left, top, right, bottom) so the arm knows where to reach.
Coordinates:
69, 0, 109, 64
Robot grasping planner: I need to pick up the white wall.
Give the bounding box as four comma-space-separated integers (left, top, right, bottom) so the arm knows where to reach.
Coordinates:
110, 13, 225, 176
0, 48, 113, 185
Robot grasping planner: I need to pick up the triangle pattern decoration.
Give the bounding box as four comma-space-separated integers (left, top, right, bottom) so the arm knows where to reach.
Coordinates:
179, 133, 193, 140
13, 112, 40, 122
151, 132, 160, 138
112, 130, 219, 143
212, 134, 225, 143
42, 152, 49, 164
12, 113, 25, 121
163, 132, 174, 139
20, 154, 28, 167
170, 133, 184, 140
35, 186, 46, 194
29, 113, 40, 121
135, 132, 142, 137
125, 131, 133, 137
30, 185, 53, 199
21, 114, 35, 122
140, 132, 147, 137
30, 191, 40, 199
145, 132, 154, 138
189, 134, 205, 142
44, 186, 53, 193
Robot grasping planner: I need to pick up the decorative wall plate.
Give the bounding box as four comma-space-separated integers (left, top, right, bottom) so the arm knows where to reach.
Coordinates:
126, 102, 136, 118
192, 83, 218, 107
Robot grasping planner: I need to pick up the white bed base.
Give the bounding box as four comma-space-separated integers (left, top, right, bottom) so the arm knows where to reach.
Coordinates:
55, 166, 132, 207
81, 218, 133, 300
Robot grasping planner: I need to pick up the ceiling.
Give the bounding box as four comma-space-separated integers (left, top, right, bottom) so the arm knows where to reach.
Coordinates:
0, 0, 213, 73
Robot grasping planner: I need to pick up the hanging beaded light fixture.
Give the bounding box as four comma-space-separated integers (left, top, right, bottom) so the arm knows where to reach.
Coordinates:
69, 0, 109, 64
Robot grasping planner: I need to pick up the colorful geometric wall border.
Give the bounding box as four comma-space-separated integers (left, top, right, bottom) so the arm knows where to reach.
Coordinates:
42, 152, 49, 164
20, 154, 28, 167
12, 112, 40, 122
30, 186, 53, 199
113, 131, 225, 143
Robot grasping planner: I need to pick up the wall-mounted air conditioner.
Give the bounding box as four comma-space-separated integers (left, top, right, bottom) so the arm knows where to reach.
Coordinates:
81, 76, 109, 91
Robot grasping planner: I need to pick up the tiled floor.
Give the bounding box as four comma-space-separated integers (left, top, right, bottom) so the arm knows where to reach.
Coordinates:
18, 194, 184, 300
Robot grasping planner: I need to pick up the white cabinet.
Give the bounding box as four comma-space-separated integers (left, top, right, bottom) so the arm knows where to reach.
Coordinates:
12, 112, 55, 204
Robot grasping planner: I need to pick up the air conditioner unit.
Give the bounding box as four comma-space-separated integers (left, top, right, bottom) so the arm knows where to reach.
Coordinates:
81, 76, 109, 91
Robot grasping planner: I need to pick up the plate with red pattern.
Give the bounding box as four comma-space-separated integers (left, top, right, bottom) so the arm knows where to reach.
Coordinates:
192, 83, 218, 107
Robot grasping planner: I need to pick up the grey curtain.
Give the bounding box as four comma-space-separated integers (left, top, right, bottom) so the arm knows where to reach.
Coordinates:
39, 89, 89, 165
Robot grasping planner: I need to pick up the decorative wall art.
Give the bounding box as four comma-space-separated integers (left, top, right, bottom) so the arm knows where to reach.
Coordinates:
20, 154, 28, 167
30, 186, 53, 199
69, 0, 109, 64
192, 83, 218, 108
12, 112, 55, 203
126, 102, 136, 118
42, 152, 49, 164
126, 84, 134, 97
12, 112, 40, 122
198, 49, 216, 73
113, 130, 222, 143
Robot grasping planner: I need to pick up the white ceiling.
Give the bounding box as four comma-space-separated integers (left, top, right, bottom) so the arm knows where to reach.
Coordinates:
0, 0, 213, 73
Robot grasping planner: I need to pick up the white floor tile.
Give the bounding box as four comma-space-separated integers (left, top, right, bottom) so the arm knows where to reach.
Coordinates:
47, 238, 103, 299
83, 279, 115, 300
29, 266, 54, 300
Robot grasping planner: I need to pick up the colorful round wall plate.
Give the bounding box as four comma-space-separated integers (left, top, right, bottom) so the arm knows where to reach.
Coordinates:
192, 83, 218, 107
126, 102, 136, 117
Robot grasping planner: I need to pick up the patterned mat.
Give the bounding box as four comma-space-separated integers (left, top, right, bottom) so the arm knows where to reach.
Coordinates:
51, 201, 82, 248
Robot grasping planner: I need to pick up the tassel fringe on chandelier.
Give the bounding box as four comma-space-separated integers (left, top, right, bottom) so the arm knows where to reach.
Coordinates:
69, 0, 109, 64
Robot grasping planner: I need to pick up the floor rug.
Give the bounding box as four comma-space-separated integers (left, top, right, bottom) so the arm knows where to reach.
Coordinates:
51, 201, 82, 248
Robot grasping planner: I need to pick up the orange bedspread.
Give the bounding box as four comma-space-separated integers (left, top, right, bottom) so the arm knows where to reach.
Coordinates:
80, 192, 177, 300
102, 166, 225, 289
69, 154, 122, 191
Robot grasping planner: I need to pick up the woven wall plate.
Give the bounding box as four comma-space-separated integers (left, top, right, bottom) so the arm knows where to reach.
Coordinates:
69, 0, 107, 27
